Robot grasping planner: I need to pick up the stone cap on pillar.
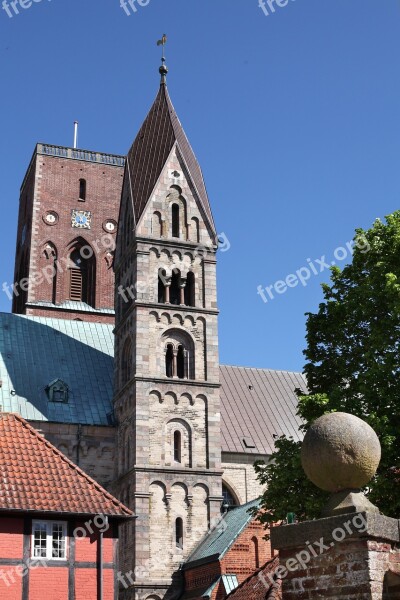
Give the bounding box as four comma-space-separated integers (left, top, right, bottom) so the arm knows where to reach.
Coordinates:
301, 412, 382, 517
271, 511, 400, 551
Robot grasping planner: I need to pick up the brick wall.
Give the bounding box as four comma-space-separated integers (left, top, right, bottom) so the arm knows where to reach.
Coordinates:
272, 512, 400, 600
14, 147, 124, 322
29, 567, 69, 600
220, 519, 272, 583
182, 515, 272, 600
0, 515, 120, 600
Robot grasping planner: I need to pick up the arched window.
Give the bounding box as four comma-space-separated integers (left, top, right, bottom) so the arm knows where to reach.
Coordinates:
172, 204, 180, 238
252, 537, 260, 569
191, 217, 200, 243
222, 483, 239, 507
79, 179, 86, 201
152, 211, 162, 238
174, 431, 182, 463
184, 272, 195, 307
162, 330, 195, 380
121, 338, 132, 386
165, 344, 174, 378
170, 270, 181, 305
158, 269, 167, 303
43, 243, 57, 304
175, 518, 183, 550
68, 243, 96, 306
177, 345, 185, 379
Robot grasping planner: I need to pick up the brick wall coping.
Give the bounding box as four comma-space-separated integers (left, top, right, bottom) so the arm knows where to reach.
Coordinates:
271, 512, 400, 551
38, 143, 126, 166
21, 143, 125, 191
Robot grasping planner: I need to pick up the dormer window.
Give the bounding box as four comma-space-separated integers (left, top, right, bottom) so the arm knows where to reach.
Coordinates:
46, 379, 69, 403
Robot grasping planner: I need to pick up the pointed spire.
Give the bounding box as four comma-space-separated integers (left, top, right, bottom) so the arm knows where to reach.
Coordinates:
157, 34, 168, 85
125, 77, 216, 235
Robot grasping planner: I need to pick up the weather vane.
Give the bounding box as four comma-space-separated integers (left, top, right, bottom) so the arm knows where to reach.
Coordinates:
157, 34, 168, 82
157, 34, 167, 61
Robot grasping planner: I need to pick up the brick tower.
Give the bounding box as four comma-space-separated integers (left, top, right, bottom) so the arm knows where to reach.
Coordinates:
113, 61, 223, 599
11, 143, 125, 323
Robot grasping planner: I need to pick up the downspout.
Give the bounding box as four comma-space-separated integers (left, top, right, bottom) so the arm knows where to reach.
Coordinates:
99, 522, 105, 600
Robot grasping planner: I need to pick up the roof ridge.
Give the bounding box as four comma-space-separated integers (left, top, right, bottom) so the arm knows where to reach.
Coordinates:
2, 413, 132, 517
221, 364, 304, 375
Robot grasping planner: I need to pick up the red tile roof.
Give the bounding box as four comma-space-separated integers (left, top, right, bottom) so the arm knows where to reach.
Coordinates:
126, 82, 216, 234
225, 557, 282, 600
0, 413, 133, 519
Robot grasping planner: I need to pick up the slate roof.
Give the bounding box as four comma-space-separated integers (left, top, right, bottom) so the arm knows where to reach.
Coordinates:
220, 365, 306, 454
0, 413, 133, 518
184, 499, 260, 568
125, 82, 216, 232
0, 313, 305, 454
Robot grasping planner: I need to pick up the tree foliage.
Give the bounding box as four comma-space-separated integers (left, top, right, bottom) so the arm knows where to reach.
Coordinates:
255, 212, 400, 528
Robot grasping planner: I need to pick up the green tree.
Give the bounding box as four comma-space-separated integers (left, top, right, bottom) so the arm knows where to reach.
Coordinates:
255, 211, 400, 528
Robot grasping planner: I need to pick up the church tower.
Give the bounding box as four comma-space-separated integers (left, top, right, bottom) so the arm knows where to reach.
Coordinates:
12, 142, 124, 322
113, 59, 223, 599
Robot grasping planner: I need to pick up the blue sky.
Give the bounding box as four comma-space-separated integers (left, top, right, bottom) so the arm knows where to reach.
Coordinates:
0, 0, 399, 372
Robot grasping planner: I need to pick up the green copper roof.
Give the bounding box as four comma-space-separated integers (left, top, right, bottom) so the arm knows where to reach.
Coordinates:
0, 313, 114, 425
184, 499, 260, 567
0, 314, 305, 451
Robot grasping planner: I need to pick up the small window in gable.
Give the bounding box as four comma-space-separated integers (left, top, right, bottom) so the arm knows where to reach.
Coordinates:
172, 204, 180, 238
46, 379, 69, 403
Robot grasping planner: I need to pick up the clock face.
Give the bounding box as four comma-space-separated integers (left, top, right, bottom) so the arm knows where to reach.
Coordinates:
72, 210, 91, 229
43, 211, 59, 226
103, 219, 117, 233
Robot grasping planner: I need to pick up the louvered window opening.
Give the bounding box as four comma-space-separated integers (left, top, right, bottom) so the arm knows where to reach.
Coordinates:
70, 268, 83, 301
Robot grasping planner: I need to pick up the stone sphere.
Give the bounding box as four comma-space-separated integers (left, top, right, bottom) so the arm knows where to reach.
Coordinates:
301, 412, 381, 493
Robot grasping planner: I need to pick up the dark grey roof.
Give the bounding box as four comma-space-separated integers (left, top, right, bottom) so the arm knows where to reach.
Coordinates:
0, 314, 305, 453
125, 82, 216, 233
184, 499, 260, 568
220, 365, 306, 455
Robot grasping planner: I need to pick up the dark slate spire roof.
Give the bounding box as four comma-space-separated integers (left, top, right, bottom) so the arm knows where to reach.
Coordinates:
126, 81, 216, 232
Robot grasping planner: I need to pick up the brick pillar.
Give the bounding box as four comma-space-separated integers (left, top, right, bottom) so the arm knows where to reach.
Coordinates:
271, 512, 400, 599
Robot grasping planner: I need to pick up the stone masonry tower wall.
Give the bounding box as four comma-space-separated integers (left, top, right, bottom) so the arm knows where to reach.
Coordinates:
113, 79, 223, 599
